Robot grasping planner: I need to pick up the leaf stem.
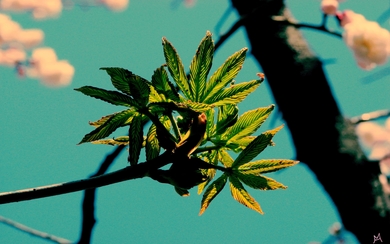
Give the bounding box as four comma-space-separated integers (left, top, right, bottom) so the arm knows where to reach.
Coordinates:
193, 145, 220, 154
168, 112, 182, 141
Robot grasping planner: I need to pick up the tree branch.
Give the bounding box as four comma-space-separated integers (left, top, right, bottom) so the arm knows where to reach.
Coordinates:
0, 215, 72, 244
0, 151, 173, 205
231, 0, 389, 243
77, 145, 125, 244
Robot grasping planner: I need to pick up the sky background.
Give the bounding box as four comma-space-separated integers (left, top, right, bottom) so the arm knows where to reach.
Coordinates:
1, 0, 390, 243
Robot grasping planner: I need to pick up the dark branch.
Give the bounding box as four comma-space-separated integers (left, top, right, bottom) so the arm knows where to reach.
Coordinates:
230, 0, 389, 243
0, 151, 173, 205
77, 145, 125, 244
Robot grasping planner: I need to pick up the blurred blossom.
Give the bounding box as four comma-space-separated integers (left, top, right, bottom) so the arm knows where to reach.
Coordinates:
0, 13, 44, 47
100, 0, 129, 11
0, 47, 26, 65
0, 0, 63, 19
16, 29, 44, 48
339, 10, 390, 70
27, 47, 74, 87
321, 0, 339, 15
355, 118, 390, 160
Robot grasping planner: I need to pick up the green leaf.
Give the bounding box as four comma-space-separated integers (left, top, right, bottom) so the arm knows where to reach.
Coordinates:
218, 149, 234, 168
91, 136, 130, 146
238, 159, 299, 175
148, 84, 164, 103
189, 31, 214, 102
236, 173, 287, 190
89, 113, 117, 128
229, 175, 263, 214
204, 48, 247, 102
206, 79, 262, 106
199, 173, 227, 215
145, 124, 160, 161
151, 65, 180, 102
223, 105, 274, 141
79, 109, 136, 144
205, 109, 215, 139
185, 100, 212, 113
75, 86, 139, 107
232, 125, 283, 168
197, 150, 218, 194
100, 67, 133, 96
215, 104, 238, 136
225, 136, 256, 152
129, 115, 144, 165
162, 37, 192, 100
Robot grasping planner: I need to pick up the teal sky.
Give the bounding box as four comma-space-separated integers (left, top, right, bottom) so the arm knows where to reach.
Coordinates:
1, 1, 389, 243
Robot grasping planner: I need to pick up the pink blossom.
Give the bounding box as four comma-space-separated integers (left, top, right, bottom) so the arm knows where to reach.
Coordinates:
0, 47, 26, 66
321, 0, 339, 15
27, 47, 74, 87
0, 0, 62, 19
341, 10, 390, 70
100, 0, 129, 11
16, 29, 44, 48
355, 118, 390, 160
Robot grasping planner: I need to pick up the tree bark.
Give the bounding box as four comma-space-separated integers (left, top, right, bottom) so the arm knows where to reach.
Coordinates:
230, 1, 390, 243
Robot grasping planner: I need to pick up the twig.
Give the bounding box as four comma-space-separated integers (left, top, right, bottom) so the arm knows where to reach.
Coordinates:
0, 215, 72, 244
0, 151, 173, 205
77, 145, 125, 244
350, 109, 390, 124
272, 15, 342, 38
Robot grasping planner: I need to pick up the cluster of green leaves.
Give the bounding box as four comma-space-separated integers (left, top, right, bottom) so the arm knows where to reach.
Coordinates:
75, 31, 298, 215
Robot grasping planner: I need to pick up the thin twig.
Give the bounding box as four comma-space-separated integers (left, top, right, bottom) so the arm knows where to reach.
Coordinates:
77, 145, 125, 244
350, 109, 390, 124
272, 15, 342, 38
0, 151, 173, 205
0, 215, 72, 244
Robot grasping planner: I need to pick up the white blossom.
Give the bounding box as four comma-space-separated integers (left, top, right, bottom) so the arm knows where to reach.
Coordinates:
340, 10, 390, 70
0, 47, 26, 66
355, 118, 390, 160
27, 47, 75, 87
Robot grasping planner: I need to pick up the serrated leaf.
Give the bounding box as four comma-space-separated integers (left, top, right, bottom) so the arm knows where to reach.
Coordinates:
225, 136, 256, 152
100, 67, 133, 96
238, 159, 299, 175
215, 104, 238, 136
185, 100, 212, 113
149, 84, 164, 103
218, 149, 234, 168
145, 124, 160, 161
205, 109, 215, 139
75, 86, 139, 107
129, 115, 143, 165
223, 105, 274, 141
199, 173, 227, 215
151, 66, 180, 102
232, 125, 283, 168
203, 48, 247, 102
229, 175, 263, 214
79, 109, 136, 144
162, 37, 193, 100
197, 150, 218, 194
207, 79, 262, 106
89, 113, 116, 128
236, 173, 287, 190
91, 136, 130, 146
189, 31, 214, 102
